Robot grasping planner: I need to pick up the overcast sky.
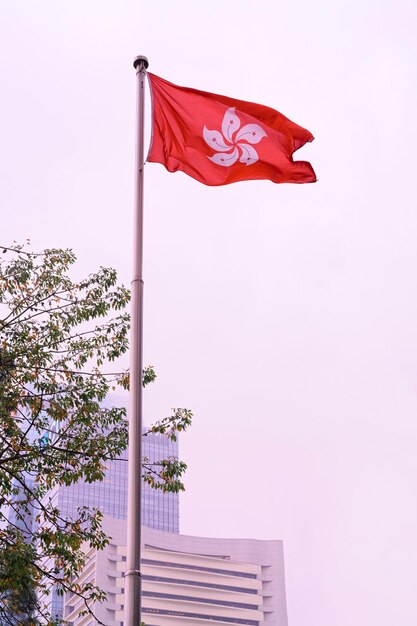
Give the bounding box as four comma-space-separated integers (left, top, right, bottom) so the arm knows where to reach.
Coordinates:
1, 1, 417, 625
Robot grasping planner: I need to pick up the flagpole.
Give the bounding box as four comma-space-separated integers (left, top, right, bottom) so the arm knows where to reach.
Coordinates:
124, 54, 148, 626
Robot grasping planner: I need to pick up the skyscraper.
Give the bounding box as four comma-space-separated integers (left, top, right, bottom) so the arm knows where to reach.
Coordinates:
44, 428, 180, 622
52, 393, 179, 532
55, 429, 179, 533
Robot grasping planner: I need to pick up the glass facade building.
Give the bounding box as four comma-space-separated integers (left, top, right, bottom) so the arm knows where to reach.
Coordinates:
42, 394, 180, 623
45, 427, 180, 621
54, 393, 179, 532
57, 430, 179, 533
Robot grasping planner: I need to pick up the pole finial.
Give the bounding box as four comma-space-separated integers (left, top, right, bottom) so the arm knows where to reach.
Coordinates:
133, 55, 149, 70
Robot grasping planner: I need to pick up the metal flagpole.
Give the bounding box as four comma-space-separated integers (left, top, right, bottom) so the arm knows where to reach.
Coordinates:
124, 54, 149, 626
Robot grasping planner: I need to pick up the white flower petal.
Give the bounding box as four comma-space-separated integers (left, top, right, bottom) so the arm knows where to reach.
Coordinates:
238, 143, 259, 165
222, 108, 241, 144
235, 124, 267, 145
203, 126, 232, 151
208, 147, 239, 167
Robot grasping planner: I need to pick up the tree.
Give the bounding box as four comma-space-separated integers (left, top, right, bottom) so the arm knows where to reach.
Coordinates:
0, 243, 192, 625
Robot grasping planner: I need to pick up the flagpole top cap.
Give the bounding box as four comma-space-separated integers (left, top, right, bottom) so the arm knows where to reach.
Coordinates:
133, 55, 149, 70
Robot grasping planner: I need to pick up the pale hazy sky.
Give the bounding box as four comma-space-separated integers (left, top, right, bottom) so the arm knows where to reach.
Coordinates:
1, 1, 417, 625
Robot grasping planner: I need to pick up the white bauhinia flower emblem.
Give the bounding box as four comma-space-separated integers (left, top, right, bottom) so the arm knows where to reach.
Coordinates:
203, 107, 267, 167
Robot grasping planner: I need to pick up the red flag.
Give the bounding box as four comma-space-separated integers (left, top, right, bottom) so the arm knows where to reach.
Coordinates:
147, 73, 316, 187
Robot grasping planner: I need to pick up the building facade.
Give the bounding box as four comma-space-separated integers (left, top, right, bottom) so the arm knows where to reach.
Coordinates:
10, 394, 289, 626
55, 430, 179, 533
63, 518, 288, 626
42, 429, 179, 622
49, 393, 179, 533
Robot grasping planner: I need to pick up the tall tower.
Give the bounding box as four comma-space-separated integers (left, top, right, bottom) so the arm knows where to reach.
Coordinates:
41, 394, 180, 623
55, 430, 179, 533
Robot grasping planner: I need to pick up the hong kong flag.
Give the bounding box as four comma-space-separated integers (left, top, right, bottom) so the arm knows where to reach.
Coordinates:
147, 73, 316, 187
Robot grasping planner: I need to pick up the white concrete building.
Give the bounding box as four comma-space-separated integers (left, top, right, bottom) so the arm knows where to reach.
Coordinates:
63, 517, 288, 626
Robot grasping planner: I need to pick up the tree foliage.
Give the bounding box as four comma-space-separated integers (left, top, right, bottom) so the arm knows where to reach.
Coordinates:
0, 243, 192, 625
